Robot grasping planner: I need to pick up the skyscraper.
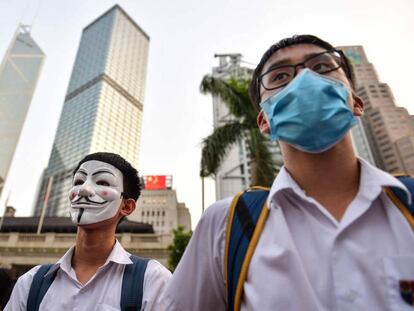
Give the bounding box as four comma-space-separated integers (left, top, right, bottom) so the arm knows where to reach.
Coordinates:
34, 5, 149, 216
350, 119, 376, 165
339, 46, 414, 174
211, 54, 282, 200
0, 25, 45, 195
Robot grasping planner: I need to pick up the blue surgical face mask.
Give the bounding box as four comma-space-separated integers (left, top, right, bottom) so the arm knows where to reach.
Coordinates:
260, 69, 357, 153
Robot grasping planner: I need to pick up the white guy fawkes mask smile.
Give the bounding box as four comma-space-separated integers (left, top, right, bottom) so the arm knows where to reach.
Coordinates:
69, 160, 124, 225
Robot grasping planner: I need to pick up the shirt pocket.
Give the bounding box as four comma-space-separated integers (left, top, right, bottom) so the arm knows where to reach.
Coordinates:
384, 256, 414, 310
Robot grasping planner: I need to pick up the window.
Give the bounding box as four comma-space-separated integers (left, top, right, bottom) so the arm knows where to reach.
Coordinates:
370, 111, 380, 118
386, 159, 397, 166
381, 146, 392, 153
377, 134, 388, 141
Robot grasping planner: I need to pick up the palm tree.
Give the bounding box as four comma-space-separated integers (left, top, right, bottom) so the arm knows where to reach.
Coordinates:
199, 75, 280, 188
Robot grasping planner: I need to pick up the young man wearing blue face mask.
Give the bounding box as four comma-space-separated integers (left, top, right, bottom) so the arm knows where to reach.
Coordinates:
160, 35, 414, 310
5, 152, 171, 311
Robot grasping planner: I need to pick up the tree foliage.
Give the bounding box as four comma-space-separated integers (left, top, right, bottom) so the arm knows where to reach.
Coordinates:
200, 75, 280, 187
167, 226, 192, 272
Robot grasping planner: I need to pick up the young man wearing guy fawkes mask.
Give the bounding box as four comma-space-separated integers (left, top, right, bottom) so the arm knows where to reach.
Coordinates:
6, 152, 171, 311
160, 35, 414, 310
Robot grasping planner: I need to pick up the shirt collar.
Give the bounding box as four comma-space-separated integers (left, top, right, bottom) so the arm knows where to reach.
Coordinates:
44, 240, 132, 277
104, 240, 133, 265
268, 157, 411, 208
44, 245, 74, 277
357, 157, 411, 204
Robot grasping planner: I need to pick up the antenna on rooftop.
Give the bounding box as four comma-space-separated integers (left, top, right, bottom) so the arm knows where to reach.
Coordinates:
31, 0, 43, 28
214, 53, 242, 67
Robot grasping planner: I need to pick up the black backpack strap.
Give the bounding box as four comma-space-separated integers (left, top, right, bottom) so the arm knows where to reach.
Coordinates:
121, 255, 149, 311
27, 264, 58, 311
386, 175, 414, 230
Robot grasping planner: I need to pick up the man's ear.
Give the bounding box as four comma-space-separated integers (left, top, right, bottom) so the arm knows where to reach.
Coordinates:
257, 110, 270, 134
120, 199, 136, 217
352, 92, 364, 116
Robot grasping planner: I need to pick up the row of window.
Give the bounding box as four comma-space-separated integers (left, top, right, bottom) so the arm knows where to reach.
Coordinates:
141, 210, 166, 217
141, 199, 167, 205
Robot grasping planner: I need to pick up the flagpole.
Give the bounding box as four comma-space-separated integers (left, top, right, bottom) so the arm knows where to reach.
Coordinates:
37, 176, 53, 235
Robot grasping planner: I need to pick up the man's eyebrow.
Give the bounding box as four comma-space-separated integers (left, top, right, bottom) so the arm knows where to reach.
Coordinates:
92, 169, 115, 177
265, 52, 324, 72
265, 57, 294, 71
76, 170, 87, 176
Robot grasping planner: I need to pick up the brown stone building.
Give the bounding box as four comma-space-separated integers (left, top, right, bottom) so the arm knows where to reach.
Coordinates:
0, 216, 171, 278
339, 46, 414, 174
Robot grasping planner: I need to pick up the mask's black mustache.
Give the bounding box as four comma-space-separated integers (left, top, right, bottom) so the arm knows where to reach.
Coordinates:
72, 196, 107, 205
77, 208, 84, 223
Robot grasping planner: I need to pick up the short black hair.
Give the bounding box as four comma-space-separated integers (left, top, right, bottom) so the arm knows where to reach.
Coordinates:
73, 152, 141, 201
249, 34, 355, 111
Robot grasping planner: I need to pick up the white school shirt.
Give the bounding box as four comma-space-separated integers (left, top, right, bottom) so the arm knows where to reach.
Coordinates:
5, 240, 171, 311
160, 158, 414, 311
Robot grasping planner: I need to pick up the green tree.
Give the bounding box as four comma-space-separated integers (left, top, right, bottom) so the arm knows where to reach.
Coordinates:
167, 226, 192, 272
200, 75, 279, 187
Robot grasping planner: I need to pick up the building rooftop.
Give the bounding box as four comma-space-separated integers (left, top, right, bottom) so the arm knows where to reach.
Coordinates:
0, 217, 154, 234
83, 4, 150, 40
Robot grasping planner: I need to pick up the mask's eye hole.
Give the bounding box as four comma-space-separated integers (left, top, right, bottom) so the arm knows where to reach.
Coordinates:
97, 180, 110, 186
73, 179, 84, 186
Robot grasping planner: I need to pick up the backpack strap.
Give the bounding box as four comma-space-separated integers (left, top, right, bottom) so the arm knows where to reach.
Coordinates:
27, 264, 58, 311
224, 187, 270, 311
385, 174, 414, 230
120, 255, 149, 311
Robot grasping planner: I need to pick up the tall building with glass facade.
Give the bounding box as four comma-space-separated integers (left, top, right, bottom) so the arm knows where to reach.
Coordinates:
339, 45, 414, 174
34, 5, 149, 216
211, 55, 283, 200
0, 25, 45, 195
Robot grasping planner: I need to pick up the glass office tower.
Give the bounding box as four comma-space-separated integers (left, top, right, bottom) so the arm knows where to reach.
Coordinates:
0, 25, 45, 195
34, 5, 149, 216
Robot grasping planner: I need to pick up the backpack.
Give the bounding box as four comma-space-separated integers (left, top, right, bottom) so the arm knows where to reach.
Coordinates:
27, 255, 149, 311
224, 175, 414, 311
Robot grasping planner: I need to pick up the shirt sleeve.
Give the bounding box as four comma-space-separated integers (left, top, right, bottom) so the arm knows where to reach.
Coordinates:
159, 197, 231, 311
141, 260, 172, 311
4, 266, 41, 311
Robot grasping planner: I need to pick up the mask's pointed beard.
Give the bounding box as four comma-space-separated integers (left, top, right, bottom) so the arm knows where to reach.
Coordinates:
77, 208, 84, 223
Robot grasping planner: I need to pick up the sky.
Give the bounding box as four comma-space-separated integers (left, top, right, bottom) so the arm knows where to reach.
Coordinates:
0, 0, 413, 227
